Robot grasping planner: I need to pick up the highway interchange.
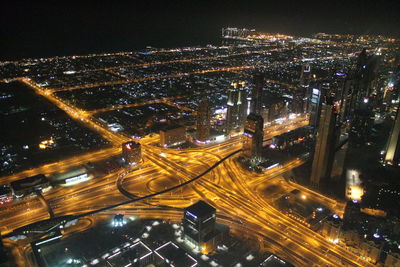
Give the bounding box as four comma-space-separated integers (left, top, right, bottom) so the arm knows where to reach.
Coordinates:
0, 49, 373, 266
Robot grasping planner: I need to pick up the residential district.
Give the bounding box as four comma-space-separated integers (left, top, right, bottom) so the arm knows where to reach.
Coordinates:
0, 28, 399, 267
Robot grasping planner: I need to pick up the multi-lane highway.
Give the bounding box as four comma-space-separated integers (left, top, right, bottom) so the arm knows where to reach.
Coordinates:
0, 52, 371, 267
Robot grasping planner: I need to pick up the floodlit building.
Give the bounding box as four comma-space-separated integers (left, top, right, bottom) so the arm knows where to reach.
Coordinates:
226, 81, 248, 135
221, 27, 255, 38
308, 86, 322, 129
160, 125, 186, 147
196, 98, 211, 142
51, 166, 90, 186
345, 169, 364, 201
384, 104, 400, 166
242, 113, 264, 164
183, 200, 226, 253
321, 214, 342, 243
122, 141, 141, 165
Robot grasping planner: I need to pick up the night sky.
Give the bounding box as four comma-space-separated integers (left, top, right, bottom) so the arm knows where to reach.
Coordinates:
1, 1, 399, 60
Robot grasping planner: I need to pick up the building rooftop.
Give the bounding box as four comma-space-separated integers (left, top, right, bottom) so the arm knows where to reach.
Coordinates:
123, 141, 140, 149
155, 241, 197, 267
185, 200, 216, 218
260, 253, 295, 267
10, 174, 48, 192
160, 124, 185, 132
51, 166, 88, 182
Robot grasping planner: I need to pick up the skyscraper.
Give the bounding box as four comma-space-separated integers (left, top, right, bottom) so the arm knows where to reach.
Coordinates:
308, 85, 322, 130
299, 64, 311, 86
349, 97, 374, 145
242, 113, 264, 164
310, 100, 338, 187
353, 48, 380, 103
226, 81, 247, 134
384, 105, 400, 166
196, 97, 211, 142
250, 73, 264, 115
122, 141, 141, 165
339, 77, 354, 123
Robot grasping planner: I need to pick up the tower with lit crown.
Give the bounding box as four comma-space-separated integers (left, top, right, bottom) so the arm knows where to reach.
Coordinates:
300, 64, 311, 86
226, 81, 247, 134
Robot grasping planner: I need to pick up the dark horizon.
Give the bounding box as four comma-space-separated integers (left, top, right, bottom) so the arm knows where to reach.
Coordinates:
1, 1, 399, 61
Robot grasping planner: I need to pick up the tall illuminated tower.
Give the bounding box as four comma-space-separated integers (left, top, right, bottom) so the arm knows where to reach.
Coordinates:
384, 105, 400, 166
226, 81, 247, 134
242, 113, 264, 164
310, 100, 338, 187
308, 84, 322, 130
196, 97, 211, 142
250, 73, 264, 115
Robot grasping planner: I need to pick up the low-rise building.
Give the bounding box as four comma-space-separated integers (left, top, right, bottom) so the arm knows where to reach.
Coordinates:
360, 239, 383, 264
342, 228, 360, 247
321, 214, 342, 243
160, 125, 186, 147
385, 252, 400, 267
51, 166, 90, 186
122, 141, 141, 165
10, 174, 51, 198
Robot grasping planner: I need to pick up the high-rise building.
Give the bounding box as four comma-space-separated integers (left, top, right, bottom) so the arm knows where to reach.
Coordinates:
196, 98, 211, 142
242, 113, 264, 164
310, 101, 338, 187
183, 200, 217, 252
299, 64, 311, 86
122, 141, 141, 165
330, 142, 348, 182
250, 73, 264, 115
339, 77, 355, 123
221, 27, 255, 38
345, 49, 382, 145
291, 86, 308, 115
226, 81, 247, 134
308, 85, 322, 129
384, 104, 400, 166
349, 97, 374, 145
353, 49, 380, 103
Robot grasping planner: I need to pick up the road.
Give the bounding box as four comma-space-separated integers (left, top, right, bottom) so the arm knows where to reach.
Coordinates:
0, 54, 373, 266
1, 111, 366, 266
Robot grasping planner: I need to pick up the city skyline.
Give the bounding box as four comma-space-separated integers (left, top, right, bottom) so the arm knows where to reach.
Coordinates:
1, 1, 399, 60
0, 4, 399, 266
